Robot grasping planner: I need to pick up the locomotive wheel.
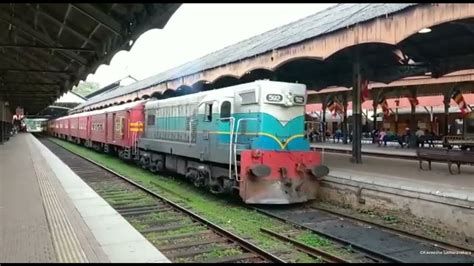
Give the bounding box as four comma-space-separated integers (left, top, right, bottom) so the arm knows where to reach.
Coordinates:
209, 176, 225, 194
149, 161, 158, 173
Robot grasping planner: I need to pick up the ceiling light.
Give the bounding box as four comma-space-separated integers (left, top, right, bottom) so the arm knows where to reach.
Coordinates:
418, 28, 431, 34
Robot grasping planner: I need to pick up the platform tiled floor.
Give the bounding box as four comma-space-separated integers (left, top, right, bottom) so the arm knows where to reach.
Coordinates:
0, 133, 169, 263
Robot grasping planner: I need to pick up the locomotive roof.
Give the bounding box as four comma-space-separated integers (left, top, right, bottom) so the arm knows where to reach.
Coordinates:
144, 80, 306, 109
74, 3, 417, 110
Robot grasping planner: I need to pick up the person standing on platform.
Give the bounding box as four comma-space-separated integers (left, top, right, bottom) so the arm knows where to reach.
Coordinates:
425, 129, 434, 148
335, 127, 342, 143
416, 127, 425, 147
398, 128, 409, 148
378, 129, 387, 147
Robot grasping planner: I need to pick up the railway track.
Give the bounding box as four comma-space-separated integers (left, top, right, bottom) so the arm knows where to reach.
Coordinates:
252, 205, 474, 263
41, 138, 286, 263
43, 137, 473, 263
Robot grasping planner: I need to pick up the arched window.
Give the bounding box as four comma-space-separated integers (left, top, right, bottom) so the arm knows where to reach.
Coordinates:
220, 101, 231, 119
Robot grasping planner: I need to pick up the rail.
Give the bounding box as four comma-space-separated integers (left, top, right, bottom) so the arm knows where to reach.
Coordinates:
251, 205, 474, 263
43, 138, 286, 263
260, 227, 349, 263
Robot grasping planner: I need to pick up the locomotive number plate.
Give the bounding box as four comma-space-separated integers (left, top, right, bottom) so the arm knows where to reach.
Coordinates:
266, 94, 283, 102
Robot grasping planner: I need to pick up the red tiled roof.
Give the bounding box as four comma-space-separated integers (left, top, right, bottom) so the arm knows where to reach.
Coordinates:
306, 94, 474, 112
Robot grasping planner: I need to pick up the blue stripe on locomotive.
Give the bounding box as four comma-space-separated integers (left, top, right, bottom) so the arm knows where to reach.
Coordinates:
154, 112, 309, 151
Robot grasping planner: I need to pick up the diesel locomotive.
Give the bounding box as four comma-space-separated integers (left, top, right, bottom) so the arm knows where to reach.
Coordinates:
49, 80, 329, 204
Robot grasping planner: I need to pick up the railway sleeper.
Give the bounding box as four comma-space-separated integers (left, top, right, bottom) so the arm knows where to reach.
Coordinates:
144, 217, 184, 226
199, 253, 260, 264
166, 244, 238, 260
159, 237, 228, 251
140, 222, 200, 234
154, 230, 214, 241
120, 207, 172, 217
98, 190, 136, 197
111, 201, 156, 208
105, 195, 147, 202
115, 204, 162, 212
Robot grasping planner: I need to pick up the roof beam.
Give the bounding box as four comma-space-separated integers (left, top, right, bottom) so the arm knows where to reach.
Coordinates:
0, 68, 74, 74
27, 4, 100, 47
0, 43, 96, 52
0, 47, 69, 80
0, 92, 57, 96
63, 9, 106, 72
0, 51, 64, 83
0, 10, 88, 66
71, 3, 122, 36
431, 53, 474, 78
0, 81, 60, 86
12, 33, 74, 69
450, 21, 474, 36
56, 4, 72, 42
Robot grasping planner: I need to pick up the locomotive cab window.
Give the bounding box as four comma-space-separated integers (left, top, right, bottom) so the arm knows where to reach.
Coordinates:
147, 114, 155, 126
204, 103, 213, 122
220, 101, 231, 120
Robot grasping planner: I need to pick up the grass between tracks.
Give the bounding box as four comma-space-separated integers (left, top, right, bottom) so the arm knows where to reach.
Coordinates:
50, 138, 347, 263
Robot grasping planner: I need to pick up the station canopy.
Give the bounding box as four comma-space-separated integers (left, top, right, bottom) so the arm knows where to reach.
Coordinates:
0, 3, 180, 114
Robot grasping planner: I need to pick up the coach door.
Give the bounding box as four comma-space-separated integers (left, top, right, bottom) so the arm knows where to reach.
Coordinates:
87, 116, 91, 140
197, 100, 217, 161
114, 114, 125, 142
112, 113, 116, 143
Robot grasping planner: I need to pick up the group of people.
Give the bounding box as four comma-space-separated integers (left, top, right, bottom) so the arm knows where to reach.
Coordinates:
374, 127, 438, 148
306, 127, 351, 143
306, 124, 438, 149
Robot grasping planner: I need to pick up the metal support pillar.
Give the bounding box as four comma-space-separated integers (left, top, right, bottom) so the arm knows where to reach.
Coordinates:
408, 88, 417, 148
372, 100, 378, 143
322, 99, 327, 142
342, 94, 348, 144
0, 101, 4, 145
443, 93, 450, 136
408, 102, 417, 148
395, 99, 399, 134
351, 60, 362, 164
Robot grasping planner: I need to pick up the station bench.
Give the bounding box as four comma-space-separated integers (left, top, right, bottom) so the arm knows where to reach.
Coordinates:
416, 148, 474, 174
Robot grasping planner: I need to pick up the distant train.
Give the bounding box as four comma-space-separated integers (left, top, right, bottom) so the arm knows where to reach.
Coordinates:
49, 80, 329, 204
24, 118, 48, 133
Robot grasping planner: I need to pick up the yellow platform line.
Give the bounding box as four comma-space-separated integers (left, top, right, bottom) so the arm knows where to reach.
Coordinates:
28, 139, 88, 263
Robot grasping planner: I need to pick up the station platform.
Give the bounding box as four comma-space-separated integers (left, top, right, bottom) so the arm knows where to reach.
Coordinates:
0, 133, 170, 263
321, 152, 474, 201
311, 142, 417, 158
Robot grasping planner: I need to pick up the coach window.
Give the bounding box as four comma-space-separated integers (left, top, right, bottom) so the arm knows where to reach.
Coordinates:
204, 103, 213, 122
220, 101, 231, 120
